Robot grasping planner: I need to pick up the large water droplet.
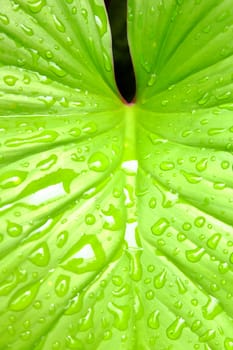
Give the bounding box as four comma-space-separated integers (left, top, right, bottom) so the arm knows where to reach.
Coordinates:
207, 233, 221, 250
151, 218, 169, 235
186, 247, 205, 262
107, 302, 130, 331
88, 152, 110, 172
9, 282, 40, 311
147, 310, 160, 329
29, 242, 50, 267
166, 317, 186, 340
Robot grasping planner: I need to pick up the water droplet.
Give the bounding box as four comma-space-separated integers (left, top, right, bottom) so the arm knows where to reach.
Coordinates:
61, 236, 105, 274
55, 274, 70, 297
154, 269, 167, 289
5, 130, 59, 147
36, 154, 58, 171
186, 247, 205, 262
3, 75, 18, 86
194, 216, 205, 228
27, 0, 46, 13
56, 231, 68, 248
29, 242, 50, 267
199, 329, 216, 342
176, 277, 187, 294
88, 152, 110, 172
151, 218, 169, 235
0, 170, 27, 189
221, 160, 230, 169
102, 204, 122, 231
181, 170, 202, 184
197, 92, 210, 105
107, 302, 129, 330
148, 197, 157, 208
207, 233, 221, 249
7, 221, 23, 237
66, 335, 83, 349
9, 282, 40, 311
202, 296, 222, 320
208, 128, 225, 136
103, 51, 112, 71
53, 14, 65, 32
69, 128, 81, 137
85, 214, 96, 225
147, 310, 160, 329
20, 24, 34, 36
49, 62, 67, 77
196, 158, 208, 172
160, 161, 175, 171
126, 249, 142, 281
45, 50, 54, 59
94, 4, 107, 37
0, 13, 9, 25
79, 307, 94, 331
65, 293, 83, 315
224, 338, 233, 350
166, 317, 186, 340
147, 73, 157, 86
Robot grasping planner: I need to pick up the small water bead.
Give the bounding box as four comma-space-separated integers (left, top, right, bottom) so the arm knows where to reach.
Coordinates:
154, 269, 167, 289
88, 152, 110, 172
66, 335, 83, 349
177, 232, 187, 242
7, 221, 23, 237
194, 216, 205, 228
103, 51, 112, 72
176, 277, 187, 294
182, 222, 192, 231
0, 13, 9, 25
196, 158, 208, 172
181, 170, 202, 184
20, 24, 34, 36
52, 14, 65, 33
55, 275, 70, 297
69, 127, 81, 137
197, 92, 210, 106
103, 330, 112, 340
3, 75, 18, 86
94, 4, 107, 37
147, 73, 157, 86
112, 275, 123, 286
85, 214, 96, 225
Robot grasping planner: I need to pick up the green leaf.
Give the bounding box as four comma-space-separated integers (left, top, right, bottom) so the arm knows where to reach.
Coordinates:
0, 0, 233, 349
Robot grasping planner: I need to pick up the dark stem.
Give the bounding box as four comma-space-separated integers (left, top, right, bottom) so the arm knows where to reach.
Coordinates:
105, 0, 136, 102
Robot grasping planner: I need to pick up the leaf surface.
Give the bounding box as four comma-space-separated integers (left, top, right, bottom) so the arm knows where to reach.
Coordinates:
0, 0, 233, 350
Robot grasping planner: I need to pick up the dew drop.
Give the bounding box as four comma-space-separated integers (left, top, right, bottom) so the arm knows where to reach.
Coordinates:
88, 152, 110, 172
7, 221, 23, 237
107, 302, 129, 331
9, 282, 40, 311
53, 14, 65, 33
224, 338, 233, 350
55, 274, 70, 297
202, 296, 222, 320
151, 218, 169, 235
154, 269, 167, 289
207, 233, 221, 250
0, 13, 9, 25
27, 0, 46, 13
147, 310, 160, 329
186, 247, 205, 262
3, 75, 18, 86
160, 161, 175, 171
147, 73, 157, 86
0, 170, 27, 189
196, 158, 208, 172
166, 317, 186, 340
29, 242, 50, 267
56, 231, 68, 248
